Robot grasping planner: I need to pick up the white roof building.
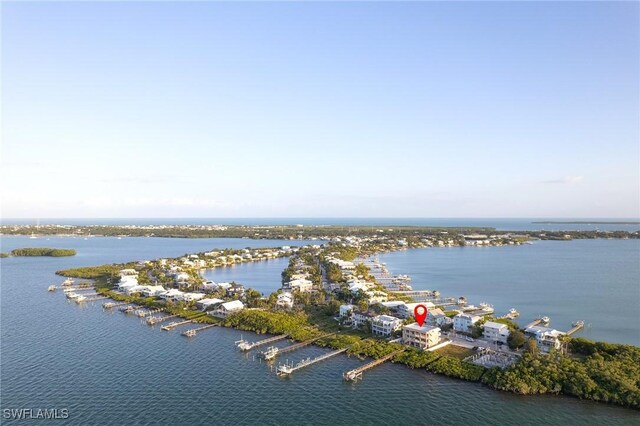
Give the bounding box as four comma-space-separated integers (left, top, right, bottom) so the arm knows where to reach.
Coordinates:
483, 321, 511, 344
453, 313, 482, 333
211, 300, 245, 318
402, 324, 442, 349
276, 292, 294, 309
371, 315, 403, 336
339, 304, 355, 318
196, 298, 224, 310
286, 278, 313, 293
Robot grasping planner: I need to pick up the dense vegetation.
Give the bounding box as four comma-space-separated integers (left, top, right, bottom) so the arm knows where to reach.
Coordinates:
483, 338, 640, 408
10, 248, 76, 257
56, 263, 136, 280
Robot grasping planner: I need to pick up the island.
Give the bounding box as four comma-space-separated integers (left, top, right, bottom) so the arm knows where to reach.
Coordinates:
10, 248, 76, 257
52, 233, 639, 410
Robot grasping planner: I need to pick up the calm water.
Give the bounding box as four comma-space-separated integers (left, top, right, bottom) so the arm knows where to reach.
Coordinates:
3, 217, 640, 231
1, 236, 638, 424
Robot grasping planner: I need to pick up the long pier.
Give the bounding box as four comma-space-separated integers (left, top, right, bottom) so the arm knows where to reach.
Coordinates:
260, 333, 337, 361
236, 334, 288, 351
147, 314, 180, 325
276, 347, 348, 376
161, 320, 193, 331
525, 319, 544, 328
181, 323, 219, 337
343, 349, 405, 382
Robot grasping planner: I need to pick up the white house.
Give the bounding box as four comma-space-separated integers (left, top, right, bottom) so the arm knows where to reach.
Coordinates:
402, 324, 442, 349
200, 281, 218, 292
181, 292, 205, 303
352, 311, 376, 328
397, 302, 435, 319
525, 325, 563, 353
483, 321, 510, 344
453, 313, 482, 333
158, 289, 184, 301
286, 278, 313, 292
196, 298, 224, 311
339, 304, 355, 318
427, 308, 451, 326
371, 315, 402, 336
211, 300, 245, 318
117, 275, 139, 291
140, 285, 166, 297
276, 292, 294, 309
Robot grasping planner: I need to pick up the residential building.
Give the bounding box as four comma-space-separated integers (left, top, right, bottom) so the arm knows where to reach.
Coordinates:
483, 321, 510, 344
352, 311, 376, 328
371, 315, 402, 336
286, 278, 313, 293
427, 308, 450, 326
525, 326, 564, 353
339, 304, 355, 318
211, 300, 245, 318
196, 298, 224, 311
453, 313, 481, 333
276, 292, 294, 309
402, 324, 442, 349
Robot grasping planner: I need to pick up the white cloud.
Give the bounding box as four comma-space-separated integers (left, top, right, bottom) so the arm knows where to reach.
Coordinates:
542, 176, 584, 184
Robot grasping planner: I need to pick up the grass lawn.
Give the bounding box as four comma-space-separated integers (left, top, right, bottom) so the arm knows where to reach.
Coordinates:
436, 344, 475, 359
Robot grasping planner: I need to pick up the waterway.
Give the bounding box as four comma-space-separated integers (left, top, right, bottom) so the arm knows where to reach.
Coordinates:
1, 235, 638, 424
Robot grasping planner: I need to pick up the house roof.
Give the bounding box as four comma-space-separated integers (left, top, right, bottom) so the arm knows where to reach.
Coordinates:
403, 323, 441, 333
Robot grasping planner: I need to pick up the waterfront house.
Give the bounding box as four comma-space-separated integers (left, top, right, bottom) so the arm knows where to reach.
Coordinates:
211, 300, 245, 318
525, 325, 564, 352
427, 308, 450, 326
226, 283, 245, 298
140, 285, 166, 297
181, 292, 206, 303
276, 292, 294, 309
200, 281, 218, 293
196, 298, 224, 311
371, 314, 403, 336
453, 313, 482, 333
483, 321, 510, 344
158, 289, 184, 302
402, 324, 442, 349
397, 302, 435, 319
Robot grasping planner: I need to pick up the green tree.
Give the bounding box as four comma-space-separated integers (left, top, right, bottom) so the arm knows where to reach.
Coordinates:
525, 338, 538, 354
508, 330, 526, 350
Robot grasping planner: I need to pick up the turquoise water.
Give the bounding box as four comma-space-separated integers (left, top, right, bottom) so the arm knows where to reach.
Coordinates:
1, 236, 638, 424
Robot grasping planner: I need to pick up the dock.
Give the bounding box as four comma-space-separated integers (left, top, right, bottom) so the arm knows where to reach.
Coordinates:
181, 323, 219, 337
136, 308, 163, 318
259, 333, 337, 361
103, 301, 129, 309
236, 334, 288, 351
276, 347, 348, 376
566, 321, 585, 335
343, 349, 405, 382
161, 320, 193, 331
146, 314, 180, 325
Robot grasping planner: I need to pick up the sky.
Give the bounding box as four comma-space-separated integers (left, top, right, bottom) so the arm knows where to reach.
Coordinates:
2, 1, 639, 219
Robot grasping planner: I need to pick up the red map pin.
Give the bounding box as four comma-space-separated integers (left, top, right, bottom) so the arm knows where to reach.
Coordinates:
414, 304, 428, 326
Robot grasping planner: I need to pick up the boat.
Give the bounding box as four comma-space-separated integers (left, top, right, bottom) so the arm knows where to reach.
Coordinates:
66, 292, 79, 300
541, 316, 550, 324
572, 320, 584, 327
261, 346, 279, 361
509, 308, 520, 317
62, 278, 74, 286
457, 297, 467, 305
29, 233, 37, 239
47, 285, 57, 292
75, 295, 87, 303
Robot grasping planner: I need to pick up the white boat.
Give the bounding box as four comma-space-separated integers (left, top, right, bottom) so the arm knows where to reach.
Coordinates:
62, 278, 74, 286
66, 292, 79, 300
572, 320, 584, 327
75, 295, 87, 303
541, 316, 550, 324
29, 233, 37, 239
509, 308, 520, 317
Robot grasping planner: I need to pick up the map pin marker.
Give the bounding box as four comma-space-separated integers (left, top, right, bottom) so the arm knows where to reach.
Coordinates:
414, 304, 428, 326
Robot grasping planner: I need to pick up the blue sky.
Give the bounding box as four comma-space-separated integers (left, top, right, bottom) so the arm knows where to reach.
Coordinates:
2, 2, 638, 218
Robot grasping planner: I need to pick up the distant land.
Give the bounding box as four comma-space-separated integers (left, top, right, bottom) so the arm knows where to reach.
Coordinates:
532, 221, 640, 225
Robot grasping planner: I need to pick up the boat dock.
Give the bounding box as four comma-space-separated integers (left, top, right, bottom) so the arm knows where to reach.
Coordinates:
566, 321, 585, 335
525, 318, 544, 328
146, 314, 180, 325
136, 308, 163, 318
181, 323, 219, 337
276, 347, 348, 376
161, 320, 193, 331
259, 333, 337, 361
236, 334, 288, 351
103, 301, 129, 309
343, 349, 405, 382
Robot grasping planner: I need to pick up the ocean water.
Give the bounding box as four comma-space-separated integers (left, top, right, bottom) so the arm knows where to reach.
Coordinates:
2, 217, 639, 231
1, 236, 638, 424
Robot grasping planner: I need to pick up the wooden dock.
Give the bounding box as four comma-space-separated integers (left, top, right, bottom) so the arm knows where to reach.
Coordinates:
343, 349, 405, 382
566, 321, 585, 336
161, 320, 193, 331
260, 333, 337, 360
181, 323, 219, 337
146, 314, 180, 325
236, 334, 288, 351
276, 347, 348, 376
